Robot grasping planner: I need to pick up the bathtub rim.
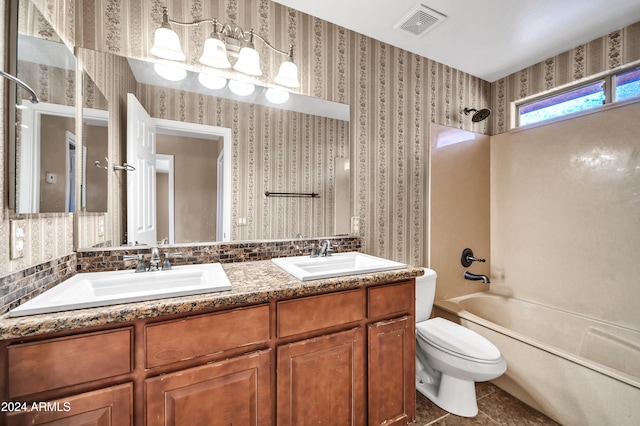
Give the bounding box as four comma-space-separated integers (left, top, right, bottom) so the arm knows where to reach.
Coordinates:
435, 291, 640, 390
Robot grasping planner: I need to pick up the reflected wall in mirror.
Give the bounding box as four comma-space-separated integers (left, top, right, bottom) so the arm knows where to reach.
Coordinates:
14, 0, 77, 213
157, 132, 223, 244
81, 71, 109, 212
76, 48, 351, 247
67, 0, 353, 248
129, 69, 349, 245
75, 47, 137, 249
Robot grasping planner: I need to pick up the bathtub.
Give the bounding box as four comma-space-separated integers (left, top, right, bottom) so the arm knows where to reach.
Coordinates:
434, 292, 640, 426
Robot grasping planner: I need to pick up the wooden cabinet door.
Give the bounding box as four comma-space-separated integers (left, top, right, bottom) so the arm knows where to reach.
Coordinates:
5, 383, 132, 426
145, 349, 271, 426
367, 316, 415, 426
277, 328, 365, 426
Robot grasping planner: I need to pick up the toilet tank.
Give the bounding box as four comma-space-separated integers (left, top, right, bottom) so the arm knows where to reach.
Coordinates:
415, 268, 437, 323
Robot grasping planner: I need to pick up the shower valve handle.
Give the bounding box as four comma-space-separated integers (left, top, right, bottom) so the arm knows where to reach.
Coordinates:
461, 248, 485, 267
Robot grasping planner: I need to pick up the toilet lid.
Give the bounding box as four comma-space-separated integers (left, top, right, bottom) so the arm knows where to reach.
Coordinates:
416, 317, 502, 362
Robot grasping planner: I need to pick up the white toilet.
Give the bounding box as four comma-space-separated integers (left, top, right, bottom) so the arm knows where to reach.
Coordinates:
415, 268, 506, 417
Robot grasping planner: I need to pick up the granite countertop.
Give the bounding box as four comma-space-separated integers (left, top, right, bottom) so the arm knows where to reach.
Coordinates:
0, 260, 423, 341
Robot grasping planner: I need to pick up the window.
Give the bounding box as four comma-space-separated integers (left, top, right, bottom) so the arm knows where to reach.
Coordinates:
615, 67, 640, 102
517, 66, 640, 127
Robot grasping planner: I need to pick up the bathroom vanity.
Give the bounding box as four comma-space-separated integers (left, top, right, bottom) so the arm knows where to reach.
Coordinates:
0, 260, 422, 425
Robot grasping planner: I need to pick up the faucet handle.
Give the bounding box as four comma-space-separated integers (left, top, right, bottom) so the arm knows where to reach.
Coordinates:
162, 252, 183, 270
324, 243, 337, 256
461, 248, 485, 267
303, 244, 319, 258
123, 254, 146, 273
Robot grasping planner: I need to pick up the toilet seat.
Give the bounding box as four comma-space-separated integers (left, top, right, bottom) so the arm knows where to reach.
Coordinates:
416, 317, 501, 363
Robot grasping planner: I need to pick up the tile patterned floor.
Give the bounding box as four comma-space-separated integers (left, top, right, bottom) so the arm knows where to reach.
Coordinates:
412, 382, 560, 425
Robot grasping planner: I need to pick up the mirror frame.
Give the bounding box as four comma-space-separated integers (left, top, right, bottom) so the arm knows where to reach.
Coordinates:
8, 0, 19, 212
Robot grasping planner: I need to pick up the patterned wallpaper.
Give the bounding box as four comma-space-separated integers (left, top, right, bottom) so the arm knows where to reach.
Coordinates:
30, 0, 74, 48
77, 48, 136, 248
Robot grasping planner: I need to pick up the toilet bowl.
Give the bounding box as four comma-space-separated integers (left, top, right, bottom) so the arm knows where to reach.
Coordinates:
415, 268, 506, 417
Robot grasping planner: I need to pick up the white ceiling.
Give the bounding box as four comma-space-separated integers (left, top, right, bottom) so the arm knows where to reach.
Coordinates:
272, 0, 640, 82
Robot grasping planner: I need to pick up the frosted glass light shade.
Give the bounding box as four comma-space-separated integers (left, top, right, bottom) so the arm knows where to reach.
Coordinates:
228, 80, 255, 96
198, 73, 227, 90
199, 37, 231, 69
274, 60, 300, 88
154, 63, 187, 81
233, 47, 262, 76
150, 26, 186, 61
265, 88, 290, 104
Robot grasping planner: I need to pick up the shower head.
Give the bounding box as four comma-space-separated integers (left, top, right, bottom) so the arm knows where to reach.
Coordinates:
463, 107, 491, 122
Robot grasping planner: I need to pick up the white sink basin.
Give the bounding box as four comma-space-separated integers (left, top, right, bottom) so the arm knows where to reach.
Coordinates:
272, 251, 406, 281
9, 263, 232, 317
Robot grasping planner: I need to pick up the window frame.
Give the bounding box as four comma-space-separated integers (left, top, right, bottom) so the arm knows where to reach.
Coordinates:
515, 64, 640, 128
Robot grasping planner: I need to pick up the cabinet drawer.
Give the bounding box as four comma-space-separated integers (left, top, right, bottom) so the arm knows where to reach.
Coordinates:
8, 328, 132, 398
146, 305, 270, 368
368, 280, 414, 319
277, 289, 364, 338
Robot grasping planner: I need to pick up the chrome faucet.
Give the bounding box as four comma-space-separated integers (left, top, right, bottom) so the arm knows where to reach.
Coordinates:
318, 240, 335, 257
148, 247, 161, 271
464, 271, 490, 284
305, 243, 320, 258
124, 248, 182, 272
123, 254, 147, 273
161, 252, 183, 270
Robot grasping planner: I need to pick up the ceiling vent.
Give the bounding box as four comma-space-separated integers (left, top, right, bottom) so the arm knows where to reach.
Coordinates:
395, 4, 446, 38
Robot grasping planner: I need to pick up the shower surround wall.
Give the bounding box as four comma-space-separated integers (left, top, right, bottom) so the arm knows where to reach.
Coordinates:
488, 21, 640, 334
490, 101, 640, 331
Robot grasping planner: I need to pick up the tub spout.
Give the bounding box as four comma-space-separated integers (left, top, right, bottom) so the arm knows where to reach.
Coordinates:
464, 271, 490, 284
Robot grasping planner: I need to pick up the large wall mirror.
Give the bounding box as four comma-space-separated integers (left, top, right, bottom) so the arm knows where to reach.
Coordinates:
11, 0, 352, 248
81, 49, 351, 247
12, 0, 77, 214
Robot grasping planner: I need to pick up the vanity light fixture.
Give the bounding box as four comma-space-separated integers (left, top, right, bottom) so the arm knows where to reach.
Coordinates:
228, 79, 255, 97
150, 7, 300, 88
198, 73, 227, 90
265, 87, 290, 104
153, 62, 187, 81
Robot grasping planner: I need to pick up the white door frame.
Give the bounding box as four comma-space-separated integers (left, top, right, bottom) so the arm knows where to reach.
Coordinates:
18, 100, 75, 213
154, 118, 232, 242
18, 101, 108, 213
216, 150, 224, 241
65, 131, 76, 212
156, 154, 175, 244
